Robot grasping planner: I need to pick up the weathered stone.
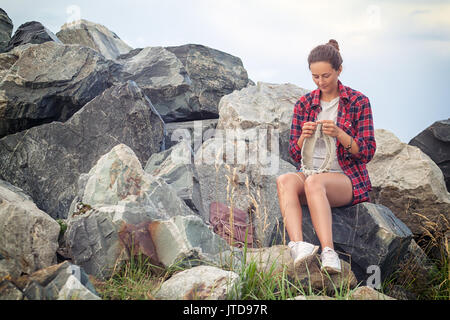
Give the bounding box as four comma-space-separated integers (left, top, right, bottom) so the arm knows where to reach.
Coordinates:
0, 280, 23, 300
409, 118, 450, 191
6, 21, 61, 51
148, 215, 240, 270
194, 136, 295, 247
0, 179, 59, 277
144, 140, 203, 216
164, 118, 218, 152
0, 9, 13, 53
367, 129, 450, 235
0, 41, 115, 138
65, 144, 194, 279
0, 81, 165, 219
301, 202, 413, 283
154, 265, 240, 300
217, 81, 309, 166
165, 44, 250, 122
350, 286, 395, 300
115, 46, 191, 123
245, 245, 357, 294
19, 261, 100, 300
56, 19, 132, 60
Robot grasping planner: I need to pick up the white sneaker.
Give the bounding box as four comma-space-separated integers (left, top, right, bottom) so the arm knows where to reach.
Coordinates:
320, 247, 342, 274
288, 241, 319, 270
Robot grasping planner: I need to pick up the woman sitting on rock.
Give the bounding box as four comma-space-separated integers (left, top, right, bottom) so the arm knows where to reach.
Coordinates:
276, 39, 376, 273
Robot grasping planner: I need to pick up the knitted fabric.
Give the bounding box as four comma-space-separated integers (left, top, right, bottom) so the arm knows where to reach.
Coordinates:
300, 123, 336, 177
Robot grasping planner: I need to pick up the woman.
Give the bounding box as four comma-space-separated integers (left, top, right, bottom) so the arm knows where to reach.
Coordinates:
276, 39, 376, 273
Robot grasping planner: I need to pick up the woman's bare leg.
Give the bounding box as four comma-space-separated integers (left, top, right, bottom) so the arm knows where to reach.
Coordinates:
304, 173, 353, 250
276, 172, 308, 242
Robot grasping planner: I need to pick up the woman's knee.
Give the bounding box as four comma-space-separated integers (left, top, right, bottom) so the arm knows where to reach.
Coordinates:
276, 173, 303, 193
304, 175, 326, 195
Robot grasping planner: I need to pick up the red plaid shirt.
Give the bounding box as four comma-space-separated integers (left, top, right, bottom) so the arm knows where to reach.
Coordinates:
289, 80, 376, 205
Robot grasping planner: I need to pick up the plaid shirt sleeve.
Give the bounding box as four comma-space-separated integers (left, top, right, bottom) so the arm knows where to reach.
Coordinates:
349, 97, 376, 164
289, 99, 305, 164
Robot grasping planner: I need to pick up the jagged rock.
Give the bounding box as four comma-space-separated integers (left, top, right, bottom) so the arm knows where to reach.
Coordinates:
217, 81, 310, 166
144, 140, 203, 215
56, 19, 132, 60
154, 265, 240, 300
0, 41, 115, 138
0, 280, 23, 300
301, 202, 413, 283
65, 144, 239, 279
6, 21, 61, 51
16, 261, 100, 300
192, 132, 412, 282
194, 136, 295, 247
367, 129, 450, 235
409, 118, 450, 192
164, 118, 218, 152
350, 286, 395, 300
0, 81, 165, 219
245, 245, 357, 294
164, 44, 250, 121
0, 179, 60, 278
0, 9, 13, 52
114, 46, 191, 123
114, 44, 250, 123
65, 143, 194, 279
145, 215, 240, 269
69, 144, 192, 219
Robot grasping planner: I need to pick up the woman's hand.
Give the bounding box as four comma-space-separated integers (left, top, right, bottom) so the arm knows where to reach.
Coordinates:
297, 121, 317, 149
317, 120, 343, 138
301, 121, 317, 138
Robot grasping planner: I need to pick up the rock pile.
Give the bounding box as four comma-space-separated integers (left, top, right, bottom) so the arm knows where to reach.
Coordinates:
0, 8, 447, 300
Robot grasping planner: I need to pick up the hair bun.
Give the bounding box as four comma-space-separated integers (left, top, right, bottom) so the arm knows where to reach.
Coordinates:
327, 39, 340, 52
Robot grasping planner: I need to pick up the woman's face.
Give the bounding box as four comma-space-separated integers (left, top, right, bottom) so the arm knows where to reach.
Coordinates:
309, 61, 342, 96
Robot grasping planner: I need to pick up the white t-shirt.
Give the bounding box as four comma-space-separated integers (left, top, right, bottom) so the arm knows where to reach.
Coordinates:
312, 96, 344, 173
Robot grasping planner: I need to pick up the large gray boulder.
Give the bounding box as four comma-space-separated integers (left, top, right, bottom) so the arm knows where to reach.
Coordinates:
217, 81, 310, 166
193, 134, 413, 282
367, 129, 450, 235
0, 9, 13, 52
154, 265, 240, 300
194, 136, 294, 247
115, 46, 192, 122
164, 118, 218, 152
15, 261, 100, 300
245, 245, 357, 294
409, 118, 450, 192
6, 21, 61, 51
0, 81, 165, 219
0, 41, 115, 138
144, 140, 203, 216
114, 43, 250, 123
56, 19, 132, 60
301, 202, 413, 282
164, 44, 250, 121
0, 179, 60, 278
65, 144, 237, 279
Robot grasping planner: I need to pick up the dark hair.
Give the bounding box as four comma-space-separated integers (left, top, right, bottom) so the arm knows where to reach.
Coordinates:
308, 39, 343, 71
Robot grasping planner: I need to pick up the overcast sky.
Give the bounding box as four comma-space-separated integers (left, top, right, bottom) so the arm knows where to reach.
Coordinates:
2, 0, 449, 142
